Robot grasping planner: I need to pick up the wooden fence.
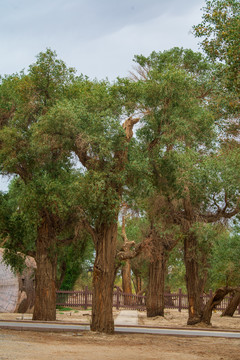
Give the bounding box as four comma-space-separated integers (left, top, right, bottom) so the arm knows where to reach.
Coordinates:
56, 287, 240, 314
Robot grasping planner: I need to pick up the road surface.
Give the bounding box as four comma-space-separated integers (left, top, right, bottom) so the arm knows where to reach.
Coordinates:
0, 320, 240, 338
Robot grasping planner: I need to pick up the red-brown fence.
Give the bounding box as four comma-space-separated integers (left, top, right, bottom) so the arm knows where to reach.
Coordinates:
56, 287, 240, 314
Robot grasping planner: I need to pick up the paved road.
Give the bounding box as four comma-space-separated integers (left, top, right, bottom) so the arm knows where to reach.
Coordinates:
0, 321, 240, 338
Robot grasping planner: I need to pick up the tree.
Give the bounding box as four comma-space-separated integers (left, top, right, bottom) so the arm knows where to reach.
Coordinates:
0, 49, 81, 321
131, 47, 217, 319
38, 76, 146, 333
193, 0, 240, 148
189, 0, 240, 325
193, 0, 240, 95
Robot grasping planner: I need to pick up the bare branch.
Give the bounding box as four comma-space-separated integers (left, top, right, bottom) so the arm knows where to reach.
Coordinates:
201, 200, 240, 223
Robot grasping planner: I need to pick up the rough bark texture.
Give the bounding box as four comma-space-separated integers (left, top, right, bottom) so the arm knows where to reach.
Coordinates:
146, 222, 178, 318
146, 251, 166, 317
91, 223, 117, 334
32, 218, 57, 321
146, 232, 168, 318
222, 291, 240, 317
184, 234, 203, 325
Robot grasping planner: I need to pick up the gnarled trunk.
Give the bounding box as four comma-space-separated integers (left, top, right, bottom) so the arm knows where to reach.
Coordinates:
91, 223, 117, 334
222, 291, 240, 317
184, 234, 203, 325
33, 217, 57, 321
146, 243, 166, 317
202, 287, 233, 325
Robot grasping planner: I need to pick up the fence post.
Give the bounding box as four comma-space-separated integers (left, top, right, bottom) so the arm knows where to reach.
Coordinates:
116, 287, 120, 310
84, 286, 88, 310
178, 288, 182, 312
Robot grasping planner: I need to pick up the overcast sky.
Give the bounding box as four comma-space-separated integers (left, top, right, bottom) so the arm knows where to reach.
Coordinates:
0, 0, 206, 191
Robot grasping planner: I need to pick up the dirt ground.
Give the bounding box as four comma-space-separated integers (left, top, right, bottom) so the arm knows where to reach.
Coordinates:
0, 310, 240, 360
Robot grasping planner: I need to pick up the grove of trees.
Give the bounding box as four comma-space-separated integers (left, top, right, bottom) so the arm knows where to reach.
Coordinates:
0, 0, 239, 333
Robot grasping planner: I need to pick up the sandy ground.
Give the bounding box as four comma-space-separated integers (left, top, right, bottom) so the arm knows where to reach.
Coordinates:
1, 308, 240, 330
0, 310, 240, 360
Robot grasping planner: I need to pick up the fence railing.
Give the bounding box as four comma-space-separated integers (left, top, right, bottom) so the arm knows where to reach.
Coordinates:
56, 287, 240, 314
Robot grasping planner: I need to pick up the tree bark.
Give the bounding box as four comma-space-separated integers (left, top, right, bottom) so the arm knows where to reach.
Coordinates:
33, 217, 57, 321
146, 243, 166, 317
201, 287, 234, 325
91, 223, 118, 334
222, 291, 240, 317
135, 275, 142, 294
184, 233, 203, 325
133, 271, 142, 294
122, 259, 133, 305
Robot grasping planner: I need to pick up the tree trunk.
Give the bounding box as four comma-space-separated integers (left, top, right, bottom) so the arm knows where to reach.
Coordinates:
184, 233, 203, 325
122, 259, 132, 305
33, 217, 57, 321
146, 244, 166, 317
135, 274, 142, 294
222, 291, 240, 317
201, 287, 233, 325
91, 223, 117, 334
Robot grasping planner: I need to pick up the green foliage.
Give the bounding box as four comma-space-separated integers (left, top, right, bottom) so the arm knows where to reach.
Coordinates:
135, 48, 216, 149
0, 50, 92, 283
0, 43, 239, 302
166, 242, 186, 292
123, 216, 150, 289
193, 0, 240, 117
58, 236, 94, 291
0, 185, 36, 272
208, 225, 240, 289
193, 0, 240, 80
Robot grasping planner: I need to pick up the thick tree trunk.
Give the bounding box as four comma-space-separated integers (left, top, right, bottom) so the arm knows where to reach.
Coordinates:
146, 244, 166, 317
122, 259, 132, 305
222, 291, 240, 317
201, 287, 233, 325
184, 234, 203, 325
91, 223, 117, 334
33, 218, 57, 321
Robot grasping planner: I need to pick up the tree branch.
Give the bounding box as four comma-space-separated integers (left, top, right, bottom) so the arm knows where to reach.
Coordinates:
122, 116, 140, 141
201, 199, 240, 223
76, 207, 98, 244
116, 234, 152, 261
